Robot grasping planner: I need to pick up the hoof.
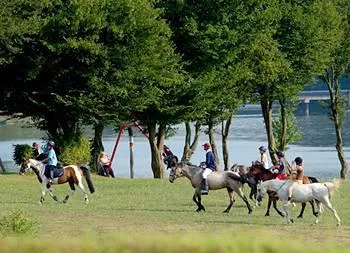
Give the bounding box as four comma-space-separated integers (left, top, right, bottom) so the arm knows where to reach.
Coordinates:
265, 213, 270, 217
290, 219, 294, 223
297, 215, 303, 219
223, 210, 229, 213
248, 209, 253, 214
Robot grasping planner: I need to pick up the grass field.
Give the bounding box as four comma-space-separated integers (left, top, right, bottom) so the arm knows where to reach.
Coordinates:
0, 174, 350, 251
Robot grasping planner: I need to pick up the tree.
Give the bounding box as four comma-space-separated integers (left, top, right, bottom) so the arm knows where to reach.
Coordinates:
159, 0, 257, 169
319, 0, 350, 178
250, 0, 343, 164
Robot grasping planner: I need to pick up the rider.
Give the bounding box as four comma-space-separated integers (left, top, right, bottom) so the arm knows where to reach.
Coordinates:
270, 151, 287, 180
42, 141, 58, 184
258, 146, 269, 169
200, 143, 216, 195
287, 157, 304, 203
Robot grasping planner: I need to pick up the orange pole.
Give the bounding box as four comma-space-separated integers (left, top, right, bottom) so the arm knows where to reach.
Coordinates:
108, 124, 126, 170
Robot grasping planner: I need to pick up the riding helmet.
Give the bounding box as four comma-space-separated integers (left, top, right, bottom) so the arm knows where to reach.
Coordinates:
276, 151, 284, 158
203, 143, 211, 149
294, 157, 303, 165
47, 141, 55, 147
259, 146, 267, 152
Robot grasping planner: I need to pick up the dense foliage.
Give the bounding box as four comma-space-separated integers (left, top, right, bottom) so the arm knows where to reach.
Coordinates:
1, 0, 349, 177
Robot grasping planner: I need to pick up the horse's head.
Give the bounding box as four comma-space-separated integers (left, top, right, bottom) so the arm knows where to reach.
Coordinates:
169, 162, 185, 183
256, 181, 267, 202
249, 161, 264, 175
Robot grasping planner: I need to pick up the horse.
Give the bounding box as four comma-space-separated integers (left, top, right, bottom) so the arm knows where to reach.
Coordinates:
169, 161, 252, 214
256, 179, 341, 225
248, 162, 319, 218
23, 159, 95, 204
230, 164, 258, 205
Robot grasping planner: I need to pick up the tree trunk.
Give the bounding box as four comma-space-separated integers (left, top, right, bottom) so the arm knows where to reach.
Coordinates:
279, 98, 288, 151
324, 66, 349, 178
208, 119, 220, 170
260, 96, 278, 165
222, 113, 233, 171
90, 122, 104, 172
147, 122, 164, 178
181, 121, 201, 162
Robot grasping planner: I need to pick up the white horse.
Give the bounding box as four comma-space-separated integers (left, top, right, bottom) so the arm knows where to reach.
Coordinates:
23, 159, 95, 204
256, 179, 341, 226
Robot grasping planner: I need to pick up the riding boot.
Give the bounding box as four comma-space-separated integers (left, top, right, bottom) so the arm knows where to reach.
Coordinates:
201, 179, 209, 195
49, 169, 54, 184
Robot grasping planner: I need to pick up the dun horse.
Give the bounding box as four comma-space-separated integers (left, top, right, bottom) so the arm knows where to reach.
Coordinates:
169, 162, 252, 214
23, 159, 95, 204
257, 179, 341, 225
249, 162, 318, 218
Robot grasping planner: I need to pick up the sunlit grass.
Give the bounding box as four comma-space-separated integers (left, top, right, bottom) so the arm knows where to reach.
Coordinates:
0, 174, 349, 247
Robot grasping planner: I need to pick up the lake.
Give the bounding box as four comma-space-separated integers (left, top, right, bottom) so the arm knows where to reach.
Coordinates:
0, 112, 349, 179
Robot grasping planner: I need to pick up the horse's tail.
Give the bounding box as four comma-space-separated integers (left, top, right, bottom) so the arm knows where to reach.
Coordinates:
324, 179, 341, 199
80, 166, 95, 194
308, 176, 319, 183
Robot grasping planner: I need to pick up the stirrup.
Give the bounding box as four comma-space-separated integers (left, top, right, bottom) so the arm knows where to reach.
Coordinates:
201, 190, 209, 195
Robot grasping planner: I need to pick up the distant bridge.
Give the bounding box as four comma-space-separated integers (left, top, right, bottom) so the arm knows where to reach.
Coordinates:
298, 90, 350, 115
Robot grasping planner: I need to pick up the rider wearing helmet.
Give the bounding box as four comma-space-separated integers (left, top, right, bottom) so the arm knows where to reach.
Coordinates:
258, 146, 269, 169
43, 141, 58, 184
270, 151, 287, 179
200, 143, 216, 195
287, 157, 305, 204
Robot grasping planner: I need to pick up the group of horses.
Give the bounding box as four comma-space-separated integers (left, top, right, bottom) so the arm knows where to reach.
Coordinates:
168, 157, 341, 226
21, 156, 341, 226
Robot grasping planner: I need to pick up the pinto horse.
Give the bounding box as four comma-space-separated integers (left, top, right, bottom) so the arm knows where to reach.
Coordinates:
248, 162, 318, 218
23, 159, 95, 204
169, 161, 252, 214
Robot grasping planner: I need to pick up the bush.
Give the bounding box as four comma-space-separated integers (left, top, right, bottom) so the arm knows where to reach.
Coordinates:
60, 136, 90, 165
13, 144, 33, 166
0, 209, 38, 236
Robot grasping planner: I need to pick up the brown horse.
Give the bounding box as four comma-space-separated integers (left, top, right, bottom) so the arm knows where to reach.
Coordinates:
23, 159, 95, 204
248, 162, 318, 218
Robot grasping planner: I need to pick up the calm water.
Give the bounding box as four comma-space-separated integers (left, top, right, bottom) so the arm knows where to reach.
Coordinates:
0, 113, 349, 178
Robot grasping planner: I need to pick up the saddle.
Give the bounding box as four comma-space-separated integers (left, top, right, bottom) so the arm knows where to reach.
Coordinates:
44, 165, 64, 179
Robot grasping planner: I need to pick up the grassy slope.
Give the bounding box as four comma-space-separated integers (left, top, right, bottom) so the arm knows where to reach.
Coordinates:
0, 174, 349, 248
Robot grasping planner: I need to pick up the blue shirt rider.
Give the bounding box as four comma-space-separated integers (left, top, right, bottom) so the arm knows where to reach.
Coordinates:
201, 143, 216, 195
43, 141, 57, 183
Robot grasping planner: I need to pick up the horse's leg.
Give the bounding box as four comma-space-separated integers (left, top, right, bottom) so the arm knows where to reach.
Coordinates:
314, 200, 322, 224
282, 201, 293, 224
223, 188, 235, 213
297, 202, 306, 218
77, 180, 89, 204
39, 184, 46, 204
235, 187, 252, 214
265, 196, 272, 216
63, 180, 76, 204
45, 184, 60, 203
323, 198, 341, 226
272, 196, 285, 217
192, 192, 201, 212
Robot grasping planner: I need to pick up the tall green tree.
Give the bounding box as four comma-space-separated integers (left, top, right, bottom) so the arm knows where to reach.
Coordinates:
250, 0, 343, 164
319, 0, 350, 178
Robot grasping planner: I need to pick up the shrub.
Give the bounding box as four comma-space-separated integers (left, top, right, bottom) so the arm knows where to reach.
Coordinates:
13, 144, 33, 165
0, 209, 38, 236
60, 136, 90, 165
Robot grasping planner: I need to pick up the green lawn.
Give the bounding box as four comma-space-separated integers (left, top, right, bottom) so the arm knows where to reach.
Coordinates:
0, 174, 349, 251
